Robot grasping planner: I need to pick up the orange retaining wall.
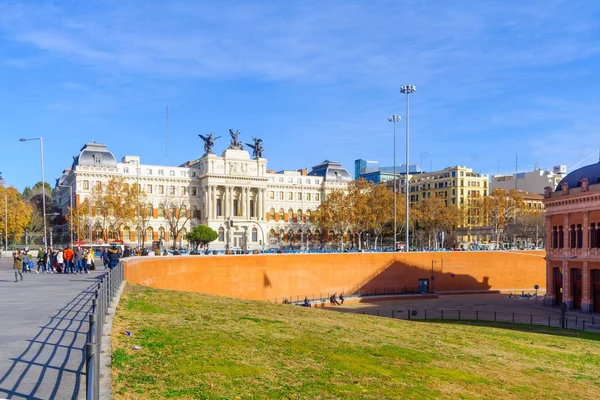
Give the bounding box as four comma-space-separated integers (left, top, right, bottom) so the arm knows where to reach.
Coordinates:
123, 251, 546, 301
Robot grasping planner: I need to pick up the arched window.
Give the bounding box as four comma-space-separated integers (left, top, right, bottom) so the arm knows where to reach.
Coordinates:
146, 227, 154, 243
288, 209, 294, 222
297, 209, 303, 222
252, 227, 258, 242
218, 227, 224, 241
180, 205, 188, 218
169, 205, 176, 218
269, 228, 276, 238
288, 229, 294, 243
192, 205, 198, 219
123, 226, 131, 241
269, 208, 276, 221
146, 204, 153, 219
158, 226, 166, 241
158, 204, 165, 217
305, 210, 311, 223
278, 208, 285, 221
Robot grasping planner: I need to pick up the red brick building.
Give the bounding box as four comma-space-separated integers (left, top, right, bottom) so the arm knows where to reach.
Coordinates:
544, 162, 600, 312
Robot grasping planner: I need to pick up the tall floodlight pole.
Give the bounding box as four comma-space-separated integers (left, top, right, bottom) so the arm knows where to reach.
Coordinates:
388, 115, 401, 251
400, 85, 416, 252
59, 185, 74, 248
20, 137, 47, 252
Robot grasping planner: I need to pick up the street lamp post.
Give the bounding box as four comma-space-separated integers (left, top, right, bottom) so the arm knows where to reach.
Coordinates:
388, 115, 401, 251
58, 185, 74, 248
125, 160, 141, 249
400, 85, 416, 252
20, 137, 47, 253
4, 191, 8, 250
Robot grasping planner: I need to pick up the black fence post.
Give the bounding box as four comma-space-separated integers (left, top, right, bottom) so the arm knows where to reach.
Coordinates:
512, 313, 515, 323
583, 320, 586, 331
392, 310, 395, 319
494, 312, 496, 322
530, 314, 533, 325
476, 311, 478, 321
408, 309, 411, 320
548, 316, 551, 327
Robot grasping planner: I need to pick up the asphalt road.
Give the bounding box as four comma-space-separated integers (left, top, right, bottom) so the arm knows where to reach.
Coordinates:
0, 257, 104, 400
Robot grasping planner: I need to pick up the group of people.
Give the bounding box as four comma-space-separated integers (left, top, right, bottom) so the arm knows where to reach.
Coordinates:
11, 244, 121, 283
329, 292, 344, 306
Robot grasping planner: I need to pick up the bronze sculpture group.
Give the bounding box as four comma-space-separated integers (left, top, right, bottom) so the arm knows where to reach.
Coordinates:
198, 129, 264, 159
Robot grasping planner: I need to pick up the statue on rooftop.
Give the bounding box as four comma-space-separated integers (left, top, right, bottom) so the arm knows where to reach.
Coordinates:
246, 137, 264, 159
228, 129, 244, 150
198, 133, 220, 155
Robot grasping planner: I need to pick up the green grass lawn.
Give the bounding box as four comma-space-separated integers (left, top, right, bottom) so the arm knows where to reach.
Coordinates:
112, 285, 600, 399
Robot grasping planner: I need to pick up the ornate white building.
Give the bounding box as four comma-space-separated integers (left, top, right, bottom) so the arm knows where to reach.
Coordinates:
54, 140, 351, 251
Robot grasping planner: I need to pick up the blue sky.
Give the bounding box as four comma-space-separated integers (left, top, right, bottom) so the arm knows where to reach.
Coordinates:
1, 0, 599, 192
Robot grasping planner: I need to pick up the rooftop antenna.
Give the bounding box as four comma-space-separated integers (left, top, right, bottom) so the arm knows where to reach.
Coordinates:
166, 105, 169, 166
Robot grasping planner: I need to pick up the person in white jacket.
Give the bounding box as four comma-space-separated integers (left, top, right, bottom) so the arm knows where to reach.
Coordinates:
56, 249, 64, 273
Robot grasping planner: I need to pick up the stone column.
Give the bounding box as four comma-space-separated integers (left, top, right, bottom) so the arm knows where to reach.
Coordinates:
545, 260, 554, 305
211, 186, 216, 219
582, 261, 591, 312
583, 211, 589, 250
563, 213, 569, 250
240, 187, 249, 218
545, 215, 552, 249
562, 260, 571, 309
261, 188, 266, 221
230, 187, 235, 217
204, 186, 210, 221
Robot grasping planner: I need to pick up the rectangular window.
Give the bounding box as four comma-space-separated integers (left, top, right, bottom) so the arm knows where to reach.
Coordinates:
123, 167, 129, 174
216, 199, 222, 217
147, 169, 152, 175
570, 224, 576, 248
288, 192, 293, 200
181, 187, 187, 195
306, 193, 311, 201
147, 185, 153, 194
181, 171, 186, 177
158, 169, 164, 176
83, 180, 89, 190
191, 187, 197, 196
233, 199, 239, 216
591, 223, 596, 248
269, 191, 274, 199
316, 194, 320, 201
298, 193, 303, 201
279, 177, 284, 183
307, 179, 311, 184
170, 170, 175, 176
192, 172, 197, 177
250, 200, 255, 218
169, 186, 175, 195
576, 224, 583, 249
279, 192, 284, 200
451, 171, 456, 177
558, 225, 564, 248
159, 185, 164, 194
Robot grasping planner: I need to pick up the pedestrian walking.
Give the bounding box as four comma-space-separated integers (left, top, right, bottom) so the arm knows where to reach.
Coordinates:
22, 249, 30, 273
101, 248, 109, 270
56, 248, 64, 273
63, 245, 74, 273
13, 250, 23, 282
37, 246, 47, 273
108, 244, 120, 269
74, 246, 84, 274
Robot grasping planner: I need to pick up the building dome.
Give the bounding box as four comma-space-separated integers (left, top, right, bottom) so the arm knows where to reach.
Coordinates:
72, 142, 117, 169
555, 161, 600, 191
308, 160, 352, 182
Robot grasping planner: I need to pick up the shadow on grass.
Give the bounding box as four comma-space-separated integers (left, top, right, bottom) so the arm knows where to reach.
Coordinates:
412, 319, 600, 342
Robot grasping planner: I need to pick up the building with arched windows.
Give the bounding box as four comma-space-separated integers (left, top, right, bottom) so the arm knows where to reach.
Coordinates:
54, 141, 351, 251
544, 161, 600, 312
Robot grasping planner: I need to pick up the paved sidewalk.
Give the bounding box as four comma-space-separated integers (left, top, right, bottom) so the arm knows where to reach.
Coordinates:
0, 257, 104, 400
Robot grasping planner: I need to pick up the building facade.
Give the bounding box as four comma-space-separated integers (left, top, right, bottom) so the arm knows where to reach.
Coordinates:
491, 165, 566, 195
544, 161, 600, 312
54, 141, 351, 251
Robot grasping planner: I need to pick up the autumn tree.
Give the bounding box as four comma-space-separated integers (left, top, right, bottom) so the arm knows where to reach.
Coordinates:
366, 183, 394, 249
413, 196, 464, 249
480, 188, 526, 246
313, 189, 350, 249
159, 196, 191, 250
346, 178, 373, 250
65, 198, 90, 243
0, 185, 33, 246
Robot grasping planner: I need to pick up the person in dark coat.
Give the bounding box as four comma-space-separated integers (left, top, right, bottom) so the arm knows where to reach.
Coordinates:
108, 245, 120, 269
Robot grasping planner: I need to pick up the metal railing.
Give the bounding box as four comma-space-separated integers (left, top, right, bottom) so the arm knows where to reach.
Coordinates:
339, 308, 600, 333
267, 286, 421, 305
85, 261, 125, 400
